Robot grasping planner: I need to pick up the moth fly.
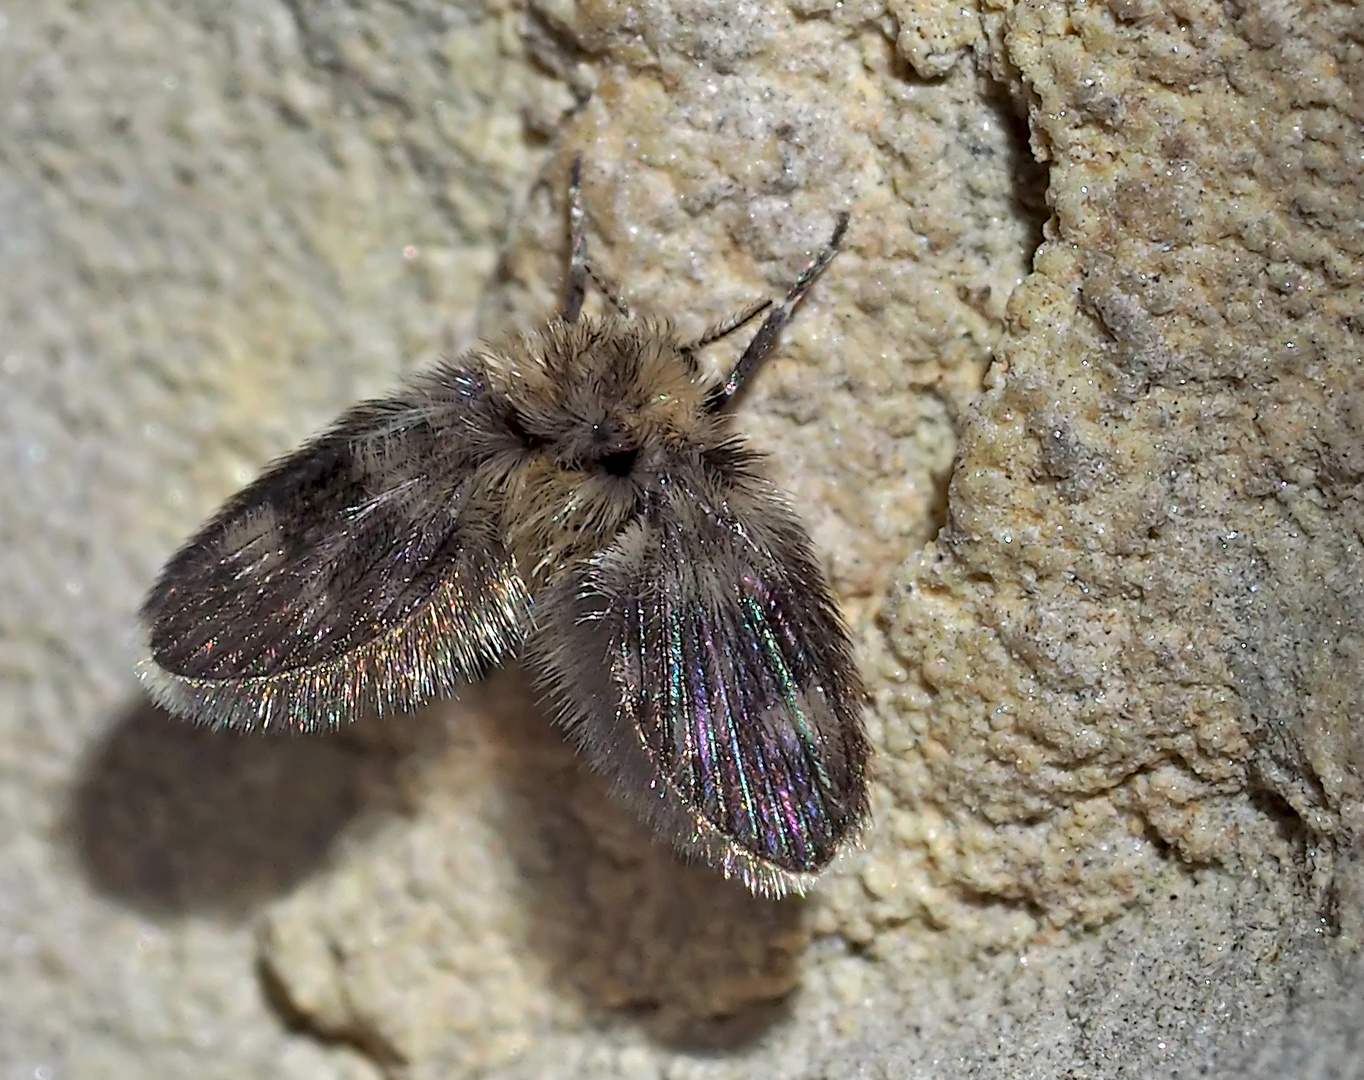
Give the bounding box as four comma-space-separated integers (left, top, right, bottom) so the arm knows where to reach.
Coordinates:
138, 156, 870, 896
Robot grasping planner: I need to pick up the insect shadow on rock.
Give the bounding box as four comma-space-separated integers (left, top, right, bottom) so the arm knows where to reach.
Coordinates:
138, 155, 870, 896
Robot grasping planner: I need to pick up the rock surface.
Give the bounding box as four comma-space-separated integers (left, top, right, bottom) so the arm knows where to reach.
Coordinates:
2, 0, 1362, 1078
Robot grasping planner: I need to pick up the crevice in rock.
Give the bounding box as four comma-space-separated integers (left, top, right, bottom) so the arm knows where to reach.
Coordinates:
259, 951, 408, 1075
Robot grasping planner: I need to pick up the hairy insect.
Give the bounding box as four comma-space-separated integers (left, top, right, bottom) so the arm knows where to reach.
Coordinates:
138, 157, 869, 895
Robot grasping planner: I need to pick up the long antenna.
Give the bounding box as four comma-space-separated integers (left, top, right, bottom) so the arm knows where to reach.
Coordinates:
707, 212, 849, 411
562, 155, 632, 322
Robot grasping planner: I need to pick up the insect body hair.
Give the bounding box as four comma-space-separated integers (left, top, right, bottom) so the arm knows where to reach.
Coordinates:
414, 317, 732, 586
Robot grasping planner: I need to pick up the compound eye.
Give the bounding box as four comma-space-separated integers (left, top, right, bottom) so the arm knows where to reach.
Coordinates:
505, 410, 548, 450
597, 447, 638, 478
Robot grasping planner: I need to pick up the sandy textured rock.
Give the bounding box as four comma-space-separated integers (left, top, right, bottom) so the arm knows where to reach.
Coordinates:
1, 1, 540, 1076
878, 0, 1364, 934
3, 0, 1362, 1078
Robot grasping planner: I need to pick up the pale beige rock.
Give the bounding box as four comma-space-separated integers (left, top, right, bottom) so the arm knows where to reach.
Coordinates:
5, 0, 1363, 1077
0, 1, 541, 1076
878, 0, 1364, 935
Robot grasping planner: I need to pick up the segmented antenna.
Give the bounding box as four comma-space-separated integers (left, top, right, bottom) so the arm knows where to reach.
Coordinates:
708, 212, 849, 411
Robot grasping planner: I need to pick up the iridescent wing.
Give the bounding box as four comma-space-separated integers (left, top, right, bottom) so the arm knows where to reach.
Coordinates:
138, 377, 531, 731
532, 459, 869, 895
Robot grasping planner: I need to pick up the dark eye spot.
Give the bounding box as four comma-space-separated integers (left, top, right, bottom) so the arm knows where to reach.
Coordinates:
598, 447, 638, 478
505, 410, 547, 450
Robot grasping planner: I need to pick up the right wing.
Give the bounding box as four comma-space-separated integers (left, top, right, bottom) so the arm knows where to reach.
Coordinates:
138, 377, 531, 731
531, 464, 869, 895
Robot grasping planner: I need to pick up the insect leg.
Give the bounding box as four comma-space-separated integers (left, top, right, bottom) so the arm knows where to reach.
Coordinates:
563, 155, 590, 322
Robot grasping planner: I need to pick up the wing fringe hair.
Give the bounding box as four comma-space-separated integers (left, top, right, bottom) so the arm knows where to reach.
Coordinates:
139, 569, 530, 731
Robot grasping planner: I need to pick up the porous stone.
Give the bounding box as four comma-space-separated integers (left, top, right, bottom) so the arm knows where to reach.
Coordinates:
4, 0, 1361, 1078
